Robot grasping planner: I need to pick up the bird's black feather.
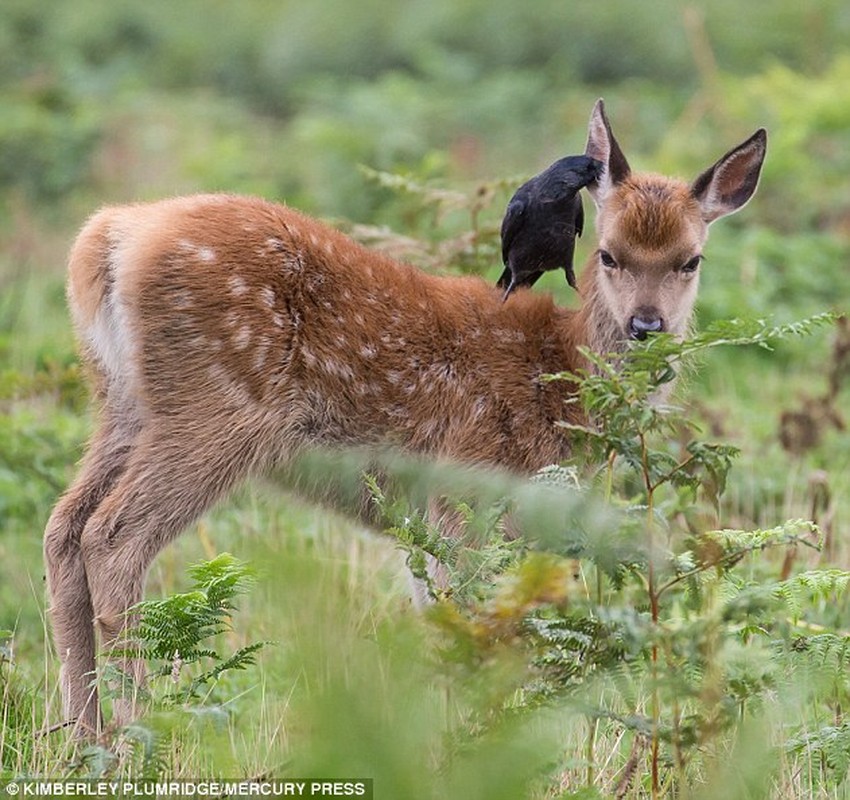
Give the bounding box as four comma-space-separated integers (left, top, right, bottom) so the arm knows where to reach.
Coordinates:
497, 154, 602, 298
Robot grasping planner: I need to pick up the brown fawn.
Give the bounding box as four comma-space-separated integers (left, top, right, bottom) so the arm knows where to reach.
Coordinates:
44, 100, 766, 734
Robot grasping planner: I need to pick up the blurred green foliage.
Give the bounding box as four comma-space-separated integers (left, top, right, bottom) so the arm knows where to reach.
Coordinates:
0, 0, 849, 222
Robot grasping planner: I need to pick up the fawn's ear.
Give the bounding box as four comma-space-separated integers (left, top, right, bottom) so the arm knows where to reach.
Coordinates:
584, 99, 631, 209
690, 128, 767, 223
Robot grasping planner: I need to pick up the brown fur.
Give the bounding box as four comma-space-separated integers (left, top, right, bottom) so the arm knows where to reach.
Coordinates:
44, 101, 766, 735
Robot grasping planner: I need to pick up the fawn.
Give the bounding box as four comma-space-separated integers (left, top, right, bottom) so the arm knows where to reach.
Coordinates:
44, 100, 766, 734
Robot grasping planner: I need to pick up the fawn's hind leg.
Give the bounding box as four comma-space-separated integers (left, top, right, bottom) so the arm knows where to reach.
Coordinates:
78, 423, 262, 727
44, 409, 140, 736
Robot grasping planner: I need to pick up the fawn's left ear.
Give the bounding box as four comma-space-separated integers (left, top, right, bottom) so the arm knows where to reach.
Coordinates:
584, 98, 631, 209
690, 128, 768, 223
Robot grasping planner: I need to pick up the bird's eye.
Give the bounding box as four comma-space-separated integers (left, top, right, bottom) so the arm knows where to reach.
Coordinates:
680, 255, 703, 274
599, 250, 618, 269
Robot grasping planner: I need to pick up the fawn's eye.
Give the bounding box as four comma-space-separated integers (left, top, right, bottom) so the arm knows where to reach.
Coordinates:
599, 250, 618, 269
680, 255, 702, 274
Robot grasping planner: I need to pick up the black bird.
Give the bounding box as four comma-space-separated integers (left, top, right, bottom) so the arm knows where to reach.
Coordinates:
497, 155, 603, 299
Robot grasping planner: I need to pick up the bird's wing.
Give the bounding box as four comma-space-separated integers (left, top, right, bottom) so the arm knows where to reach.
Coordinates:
536, 181, 569, 204
500, 195, 527, 265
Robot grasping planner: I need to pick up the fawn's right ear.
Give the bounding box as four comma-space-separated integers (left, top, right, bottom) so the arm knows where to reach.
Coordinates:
584, 99, 631, 208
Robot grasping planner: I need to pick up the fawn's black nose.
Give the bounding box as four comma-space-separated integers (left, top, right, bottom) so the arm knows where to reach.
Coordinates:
629, 315, 664, 340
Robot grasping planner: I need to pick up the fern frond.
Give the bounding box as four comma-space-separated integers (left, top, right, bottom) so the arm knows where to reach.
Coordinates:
787, 720, 850, 782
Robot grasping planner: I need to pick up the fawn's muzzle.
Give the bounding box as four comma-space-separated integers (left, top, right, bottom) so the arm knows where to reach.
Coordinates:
629, 314, 664, 341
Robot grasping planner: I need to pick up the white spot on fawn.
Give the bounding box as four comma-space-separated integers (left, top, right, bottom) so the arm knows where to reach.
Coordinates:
301, 346, 317, 368
228, 275, 248, 297
359, 344, 377, 359
178, 240, 217, 264
354, 381, 374, 398
260, 287, 276, 308
322, 358, 354, 380
284, 253, 305, 273
254, 337, 271, 370
494, 328, 526, 343
234, 325, 252, 351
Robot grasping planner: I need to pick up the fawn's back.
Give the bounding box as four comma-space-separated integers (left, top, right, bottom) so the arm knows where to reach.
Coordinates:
70, 194, 582, 476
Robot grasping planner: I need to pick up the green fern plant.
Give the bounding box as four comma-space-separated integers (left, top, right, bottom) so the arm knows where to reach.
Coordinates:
787, 721, 850, 786
80, 555, 268, 778
119, 553, 266, 708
